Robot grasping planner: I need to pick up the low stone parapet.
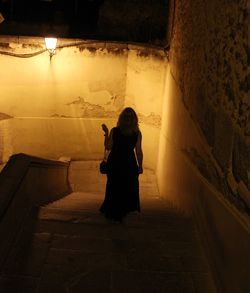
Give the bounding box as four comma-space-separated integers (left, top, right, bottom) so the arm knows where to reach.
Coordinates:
0, 153, 71, 267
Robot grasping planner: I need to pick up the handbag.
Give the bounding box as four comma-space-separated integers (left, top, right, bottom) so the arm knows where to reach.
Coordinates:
99, 149, 109, 174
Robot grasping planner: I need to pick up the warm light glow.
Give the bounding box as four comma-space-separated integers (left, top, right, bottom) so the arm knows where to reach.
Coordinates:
45, 38, 57, 51
0, 12, 4, 24
45, 38, 57, 59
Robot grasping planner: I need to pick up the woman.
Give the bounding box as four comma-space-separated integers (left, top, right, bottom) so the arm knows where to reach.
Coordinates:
100, 107, 143, 222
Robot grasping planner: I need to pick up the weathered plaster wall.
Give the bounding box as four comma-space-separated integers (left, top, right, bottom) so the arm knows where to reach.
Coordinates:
125, 48, 166, 126
156, 1, 249, 292
0, 38, 166, 169
125, 48, 166, 169
0, 115, 13, 163
0, 42, 127, 118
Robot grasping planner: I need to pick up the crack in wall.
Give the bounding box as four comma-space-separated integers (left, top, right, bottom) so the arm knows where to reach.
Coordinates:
0, 113, 13, 120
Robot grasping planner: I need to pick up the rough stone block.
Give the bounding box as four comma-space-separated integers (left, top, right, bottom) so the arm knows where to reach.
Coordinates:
68, 271, 111, 293
127, 253, 183, 272
180, 256, 209, 272
51, 235, 113, 253
191, 273, 217, 293
237, 180, 250, 208
232, 131, 250, 188
0, 275, 39, 293
3, 242, 49, 277
38, 264, 82, 292
212, 111, 234, 172
196, 99, 216, 147
111, 271, 195, 293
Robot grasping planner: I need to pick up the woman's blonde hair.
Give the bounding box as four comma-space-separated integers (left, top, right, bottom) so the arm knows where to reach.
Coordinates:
117, 107, 139, 134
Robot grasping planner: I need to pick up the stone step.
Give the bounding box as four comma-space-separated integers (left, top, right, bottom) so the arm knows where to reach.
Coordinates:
0, 161, 216, 292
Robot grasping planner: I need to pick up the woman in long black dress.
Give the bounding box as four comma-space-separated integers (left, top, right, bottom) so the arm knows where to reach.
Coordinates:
100, 107, 143, 221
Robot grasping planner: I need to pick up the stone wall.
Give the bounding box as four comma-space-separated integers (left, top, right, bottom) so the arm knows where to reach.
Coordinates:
156, 1, 249, 291
0, 37, 167, 169
167, 0, 249, 216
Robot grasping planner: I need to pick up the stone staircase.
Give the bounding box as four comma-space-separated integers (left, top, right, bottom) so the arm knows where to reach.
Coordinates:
0, 161, 216, 292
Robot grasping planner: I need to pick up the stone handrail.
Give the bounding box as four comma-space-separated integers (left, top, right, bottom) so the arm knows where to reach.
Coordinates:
0, 153, 72, 267
0, 153, 71, 219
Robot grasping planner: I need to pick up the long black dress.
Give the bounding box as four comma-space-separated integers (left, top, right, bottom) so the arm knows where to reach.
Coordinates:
100, 127, 141, 220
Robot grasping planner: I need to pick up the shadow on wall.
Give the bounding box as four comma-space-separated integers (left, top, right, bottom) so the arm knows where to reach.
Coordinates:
0, 113, 12, 120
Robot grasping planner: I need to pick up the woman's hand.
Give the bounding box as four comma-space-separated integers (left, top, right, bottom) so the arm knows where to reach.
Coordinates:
138, 165, 143, 174
101, 124, 109, 135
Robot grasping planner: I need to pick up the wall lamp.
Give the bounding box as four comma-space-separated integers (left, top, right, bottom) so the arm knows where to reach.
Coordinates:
44, 37, 57, 60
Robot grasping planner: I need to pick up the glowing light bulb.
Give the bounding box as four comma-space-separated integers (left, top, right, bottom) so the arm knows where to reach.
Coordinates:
44, 37, 57, 58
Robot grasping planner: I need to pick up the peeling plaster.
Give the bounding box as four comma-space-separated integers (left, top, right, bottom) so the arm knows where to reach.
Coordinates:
0, 43, 11, 49
54, 96, 162, 127
65, 96, 118, 118
22, 43, 44, 50
136, 49, 166, 61
138, 113, 161, 128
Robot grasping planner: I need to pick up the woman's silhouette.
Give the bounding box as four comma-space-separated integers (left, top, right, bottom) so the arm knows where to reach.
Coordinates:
100, 107, 143, 222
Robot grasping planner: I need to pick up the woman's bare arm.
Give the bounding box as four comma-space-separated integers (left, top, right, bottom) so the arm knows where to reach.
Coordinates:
102, 124, 114, 150
135, 131, 143, 174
